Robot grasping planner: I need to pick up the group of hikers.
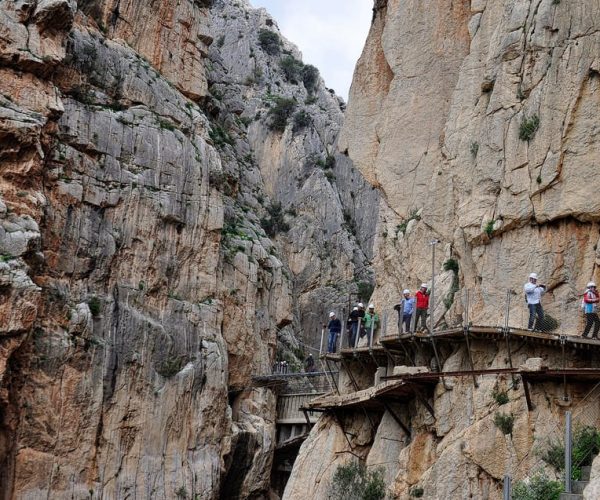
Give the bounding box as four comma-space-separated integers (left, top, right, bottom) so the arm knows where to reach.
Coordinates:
324, 283, 432, 354
522, 272, 600, 338
321, 274, 600, 353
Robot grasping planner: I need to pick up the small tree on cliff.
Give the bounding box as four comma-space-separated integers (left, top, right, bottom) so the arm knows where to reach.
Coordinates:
329, 462, 385, 500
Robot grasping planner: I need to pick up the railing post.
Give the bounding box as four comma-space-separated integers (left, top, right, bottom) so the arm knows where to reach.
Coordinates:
319, 327, 325, 356
505, 289, 511, 330
566, 410, 573, 493
503, 475, 511, 500
339, 308, 346, 353
354, 318, 361, 349
464, 289, 469, 328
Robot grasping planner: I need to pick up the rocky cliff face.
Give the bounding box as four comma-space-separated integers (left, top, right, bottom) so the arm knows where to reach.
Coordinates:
340, 0, 600, 327
0, 0, 376, 498
285, 0, 600, 498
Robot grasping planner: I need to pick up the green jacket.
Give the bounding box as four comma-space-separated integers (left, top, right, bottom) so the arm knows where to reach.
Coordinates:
364, 312, 379, 331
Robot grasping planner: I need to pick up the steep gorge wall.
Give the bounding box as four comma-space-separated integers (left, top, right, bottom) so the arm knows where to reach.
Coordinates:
340, 0, 600, 327
285, 0, 600, 499
0, 0, 377, 498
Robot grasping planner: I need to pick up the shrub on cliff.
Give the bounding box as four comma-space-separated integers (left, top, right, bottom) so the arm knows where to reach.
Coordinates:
330, 462, 385, 500
267, 97, 296, 132
519, 115, 540, 141
302, 64, 319, 93
258, 29, 280, 55
280, 55, 304, 83
541, 425, 600, 480
512, 471, 562, 500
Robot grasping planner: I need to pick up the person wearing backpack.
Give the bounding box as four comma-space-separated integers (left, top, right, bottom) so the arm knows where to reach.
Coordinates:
582, 282, 600, 338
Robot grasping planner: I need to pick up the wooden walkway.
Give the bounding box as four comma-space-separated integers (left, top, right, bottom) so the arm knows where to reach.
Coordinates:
322, 326, 600, 364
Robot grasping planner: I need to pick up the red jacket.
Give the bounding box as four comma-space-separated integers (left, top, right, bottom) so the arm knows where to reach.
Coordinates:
416, 290, 429, 309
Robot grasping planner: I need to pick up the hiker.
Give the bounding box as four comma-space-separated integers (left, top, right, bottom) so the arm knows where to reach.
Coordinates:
304, 353, 316, 372
524, 272, 546, 330
348, 306, 360, 347
326, 312, 341, 353
364, 304, 380, 344
415, 284, 430, 332
582, 282, 600, 339
400, 289, 416, 333
348, 303, 366, 347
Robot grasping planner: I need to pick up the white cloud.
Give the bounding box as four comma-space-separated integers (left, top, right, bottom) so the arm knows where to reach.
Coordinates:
249, 0, 372, 100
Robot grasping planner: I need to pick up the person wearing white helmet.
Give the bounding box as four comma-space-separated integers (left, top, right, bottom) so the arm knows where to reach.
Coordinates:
364, 303, 380, 343
524, 273, 546, 330
348, 303, 366, 347
582, 282, 600, 338
394, 289, 416, 333
415, 283, 430, 332
326, 311, 341, 353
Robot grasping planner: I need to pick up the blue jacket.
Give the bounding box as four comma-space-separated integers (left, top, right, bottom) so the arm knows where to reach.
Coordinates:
403, 297, 416, 315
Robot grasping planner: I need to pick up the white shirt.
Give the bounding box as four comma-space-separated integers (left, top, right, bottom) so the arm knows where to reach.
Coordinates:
524, 282, 545, 304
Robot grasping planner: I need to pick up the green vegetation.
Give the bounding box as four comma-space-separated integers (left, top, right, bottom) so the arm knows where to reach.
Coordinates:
209, 125, 233, 147
260, 202, 290, 237
519, 115, 540, 141
343, 209, 357, 236
443, 258, 459, 273
396, 209, 421, 235
302, 64, 320, 94
258, 29, 281, 55
280, 55, 304, 83
174, 486, 188, 499
292, 110, 312, 132
409, 486, 424, 498
493, 412, 514, 435
484, 220, 495, 237
492, 388, 509, 405
541, 426, 600, 480
88, 296, 102, 316
157, 117, 176, 132
157, 356, 184, 378
267, 97, 296, 132
536, 174, 542, 184
443, 258, 460, 309
330, 463, 386, 500
357, 281, 375, 302
470, 141, 479, 157
512, 471, 562, 500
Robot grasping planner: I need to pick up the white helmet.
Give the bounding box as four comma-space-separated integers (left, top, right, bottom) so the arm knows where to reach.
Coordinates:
329, 311, 335, 317
403, 289, 410, 294
588, 282, 597, 288
358, 302, 364, 308
420, 283, 428, 288
368, 303, 375, 309
352, 306, 358, 311
529, 273, 538, 280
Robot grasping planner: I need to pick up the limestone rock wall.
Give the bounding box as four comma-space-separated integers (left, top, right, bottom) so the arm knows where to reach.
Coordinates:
0, 0, 377, 498
284, 0, 600, 498
285, 342, 600, 499
340, 0, 600, 327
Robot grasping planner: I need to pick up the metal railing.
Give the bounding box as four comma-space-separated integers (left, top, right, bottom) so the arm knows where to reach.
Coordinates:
318, 284, 592, 356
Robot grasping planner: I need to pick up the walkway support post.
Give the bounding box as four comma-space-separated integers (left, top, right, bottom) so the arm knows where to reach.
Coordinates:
503, 476, 511, 500
429, 239, 439, 333
565, 410, 573, 494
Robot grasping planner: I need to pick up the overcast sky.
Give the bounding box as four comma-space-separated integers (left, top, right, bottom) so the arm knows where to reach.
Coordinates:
249, 0, 373, 101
